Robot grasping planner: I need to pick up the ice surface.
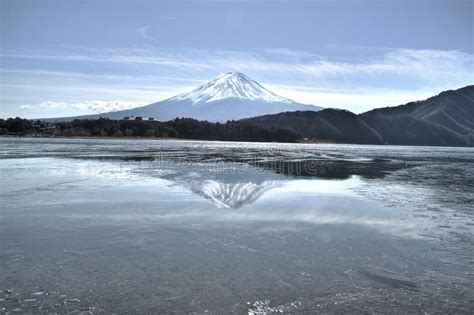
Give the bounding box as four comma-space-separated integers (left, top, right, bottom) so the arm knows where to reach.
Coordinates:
0, 138, 473, 313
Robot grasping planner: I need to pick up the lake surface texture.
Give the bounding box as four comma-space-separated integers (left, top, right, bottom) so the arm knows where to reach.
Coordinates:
0, 138, 473, 314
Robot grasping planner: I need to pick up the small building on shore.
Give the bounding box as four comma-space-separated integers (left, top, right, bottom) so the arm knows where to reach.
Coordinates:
123, 116, 155, 121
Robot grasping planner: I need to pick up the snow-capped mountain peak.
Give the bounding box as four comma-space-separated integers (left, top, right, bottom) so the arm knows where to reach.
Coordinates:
170, 72, 293, 104
53, 71, 322, 122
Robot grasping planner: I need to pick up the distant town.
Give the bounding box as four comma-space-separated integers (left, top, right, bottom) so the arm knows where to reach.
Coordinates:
123, 116, 155, 121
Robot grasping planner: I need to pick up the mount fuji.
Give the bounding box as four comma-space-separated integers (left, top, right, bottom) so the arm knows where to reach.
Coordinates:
49, 72, 322, 122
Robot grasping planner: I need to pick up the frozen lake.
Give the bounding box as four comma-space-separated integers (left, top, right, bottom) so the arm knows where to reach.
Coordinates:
1, 138, 473, 313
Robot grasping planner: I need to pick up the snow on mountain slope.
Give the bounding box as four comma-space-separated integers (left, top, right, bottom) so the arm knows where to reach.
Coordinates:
169, 72, 293, 104
44, 72, 322, 122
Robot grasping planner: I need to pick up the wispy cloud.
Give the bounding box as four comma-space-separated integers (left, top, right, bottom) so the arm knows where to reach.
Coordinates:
2, 46, 473, 116
2, 47, 472, 84
160, 16, 176, 20
2, 83, 189, 102
1, 68, 205, 84
264, 47, 319, 59
136, 25, 153, 40
29, 100, 148, 112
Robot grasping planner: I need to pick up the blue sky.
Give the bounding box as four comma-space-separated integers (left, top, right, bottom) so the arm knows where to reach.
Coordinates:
1, 0, 473, 118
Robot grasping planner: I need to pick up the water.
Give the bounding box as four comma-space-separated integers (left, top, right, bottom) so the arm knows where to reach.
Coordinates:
0, 137, 473, 314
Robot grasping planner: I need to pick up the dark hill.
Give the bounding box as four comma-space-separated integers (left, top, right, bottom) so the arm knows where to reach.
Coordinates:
242, 109, 383, 144
243, 85, 474, 147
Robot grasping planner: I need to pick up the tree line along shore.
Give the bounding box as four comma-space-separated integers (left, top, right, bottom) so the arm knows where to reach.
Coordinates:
0, 117, 301, 143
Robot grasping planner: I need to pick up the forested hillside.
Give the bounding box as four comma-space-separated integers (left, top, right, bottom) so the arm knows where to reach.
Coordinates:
243, 86, 474, 146
0, 117, 301, 143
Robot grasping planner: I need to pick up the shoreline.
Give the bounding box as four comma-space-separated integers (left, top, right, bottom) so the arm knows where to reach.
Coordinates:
2, 135, 473, 148
0, 134, 311, 144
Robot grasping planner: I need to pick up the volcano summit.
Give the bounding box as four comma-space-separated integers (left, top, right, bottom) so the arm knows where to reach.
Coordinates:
48, 72, 322, 122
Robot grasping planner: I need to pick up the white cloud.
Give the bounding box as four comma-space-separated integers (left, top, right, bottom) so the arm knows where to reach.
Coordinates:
136, 25, 153, 40
20, 104, 34, 109
2, 47, 472, 85
37, 100, 147, 112
2, 46, 472, 116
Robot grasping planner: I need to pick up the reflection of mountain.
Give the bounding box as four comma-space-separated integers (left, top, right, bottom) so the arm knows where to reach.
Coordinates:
133, 153, 410, 209
157, 162, 283, 209
197, 180, 280, 209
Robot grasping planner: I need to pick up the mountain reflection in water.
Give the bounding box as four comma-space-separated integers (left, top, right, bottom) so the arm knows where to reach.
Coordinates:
155, 161, 284, 209
198, 180, 280, 209
1, 138, 473, 314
